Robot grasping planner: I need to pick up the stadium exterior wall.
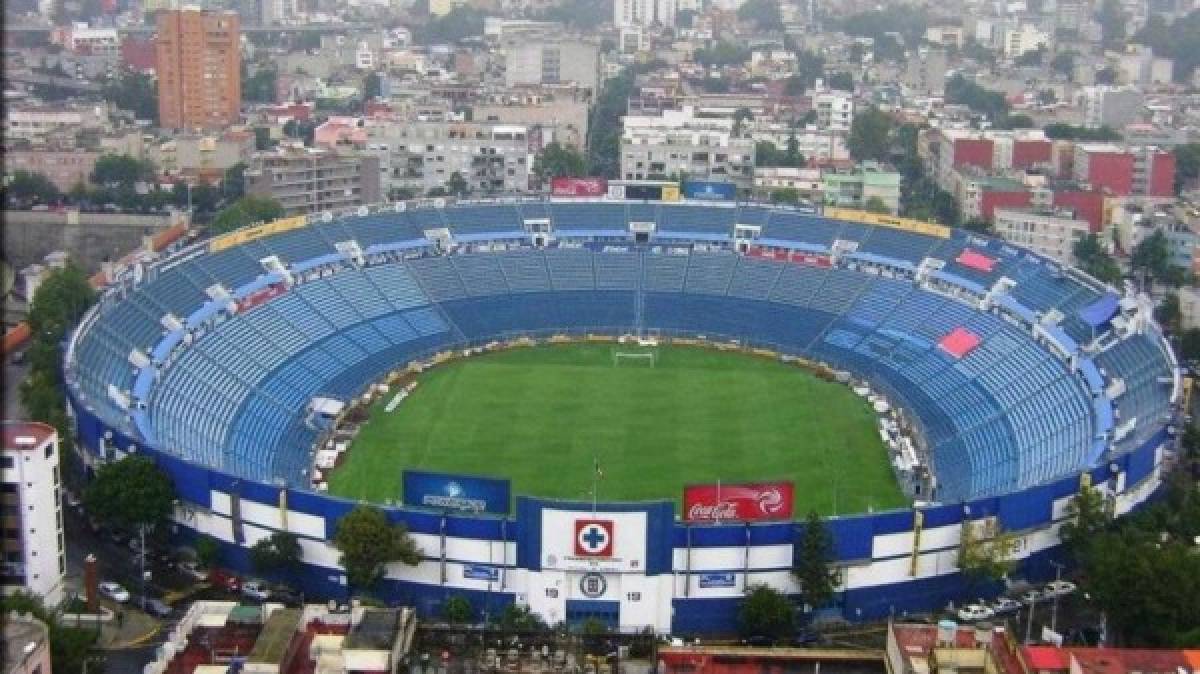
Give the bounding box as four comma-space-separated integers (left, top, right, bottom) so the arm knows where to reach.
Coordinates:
66, 385, 1167, 633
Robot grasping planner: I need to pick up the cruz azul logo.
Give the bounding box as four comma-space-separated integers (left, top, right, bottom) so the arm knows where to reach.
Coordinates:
574, 519, 614, 557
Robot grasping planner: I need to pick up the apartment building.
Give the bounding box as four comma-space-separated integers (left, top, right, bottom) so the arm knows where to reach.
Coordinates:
245, 145, 381, 216
156, 8, 241, 130
620, 106, 755, 187
822, 162, 902, 213
503, 39, 600, 91
472, 91, 590, 150
993, 207, 1092, 264
1, 422, 66, 606
813, 91, 854, 133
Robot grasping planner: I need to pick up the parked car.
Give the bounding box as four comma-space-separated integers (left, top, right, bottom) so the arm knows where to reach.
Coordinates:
242, 580, 270, 602
140, 596, 173, 617
99, 582, 131, 603
1020, 589, 1044, 604
991, 597, 1022, 615
956, 603, 995, 622
178, 560, 209, 581
1044, 580, 1077, 597
209, 569, 241, 593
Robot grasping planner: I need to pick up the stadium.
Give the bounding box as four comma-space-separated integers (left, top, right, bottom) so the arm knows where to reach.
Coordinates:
64, 185, 1178, 632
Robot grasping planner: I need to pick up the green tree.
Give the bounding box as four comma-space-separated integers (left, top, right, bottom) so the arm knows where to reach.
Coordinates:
2, 592, 102, 674
1058, 486, 1111, 560
533, 142, 588, 182
4, 170, 62, 204
732, 107, 754, 136
1014, 46, 1046, 67
957, 519, 1018, 586
103, 70, 158, 123
826, 71, 855, 91
1181, 328, 1200, 361
494, 603, 548, 631
864, 196, 890, 214
83, 455, 176, 534
1044, 123, 1123, 141
737, 585, 794, 640
736, 0, 783, 30
770, 188, 801, 204
223, 162, 246, 201
793, 510, 837, 609
847, 106, 894, 162
446, 171, 470, 197
945, 74, 1010, 121
332, 505, 422, 590
1051, 50, 1076, 78
1132, 10, 1200, 83
195, 535, 221, 568
363, 71, 382, 100
1132, 230, 1171, 283
210, 195, 285, 234
419, 6, 487, 44
962, 217, 993, 234
243, 63, 278, 103
1098, 0, 1127, 49
91, 154, 154, 188
693, 41, 751, 67
250, 531, 303, 577
1174, 143, 1200, 194
441, 595, 474, 624
1073, 234, 1122, 284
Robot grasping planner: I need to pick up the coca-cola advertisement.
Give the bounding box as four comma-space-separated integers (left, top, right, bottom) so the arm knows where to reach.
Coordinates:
683, 482, 795, 523
551, 177, 608, 197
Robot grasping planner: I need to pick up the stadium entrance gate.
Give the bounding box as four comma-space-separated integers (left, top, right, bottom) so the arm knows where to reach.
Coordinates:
565, 600, 620, 630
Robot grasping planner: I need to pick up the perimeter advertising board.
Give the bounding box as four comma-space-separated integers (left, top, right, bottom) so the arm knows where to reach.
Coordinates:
683, 482, 794, 522
551, 177, 608, 197
681, 180, 737, 201
402, 470, 511, 515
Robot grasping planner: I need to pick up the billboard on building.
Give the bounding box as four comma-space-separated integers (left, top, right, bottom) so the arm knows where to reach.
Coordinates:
681, 180, 737, 201
683, 482, 794, 523
402, 470, 511, 515
551, 177, 608, 197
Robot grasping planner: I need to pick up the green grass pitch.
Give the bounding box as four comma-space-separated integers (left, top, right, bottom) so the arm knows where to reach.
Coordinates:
327, 343, 908, 516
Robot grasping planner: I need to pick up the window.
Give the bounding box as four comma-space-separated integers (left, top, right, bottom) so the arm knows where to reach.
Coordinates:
0, 457, 12, 469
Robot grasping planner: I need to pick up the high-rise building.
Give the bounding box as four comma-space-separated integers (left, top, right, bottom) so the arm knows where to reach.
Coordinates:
1, 422, 66, 606
155, 8, 241, 130
245, 144, 382, 216
614, 0, 676, 28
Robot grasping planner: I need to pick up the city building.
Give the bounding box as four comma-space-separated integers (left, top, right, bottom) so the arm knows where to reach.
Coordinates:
1001, 23, 1050, 58
3, 103, 112, 141
1077, 86, 1143, 130
993, 207, 1092, 263
245, 144, 382, 217
472, 91, 590, 150
620, 106, 755, 187
155, 8, 242, 130
503, 39, 600, 91
1, 422, 66, 606
150, 130, 256, 181
813, 90, 854, 133
3, 142, 102, 192
3, 612, 52, 674
753, 166, 823, 201
822, 162, 902, 213
887, 621, 1023, 674
614, 0, 677, 28
1072, 144, 1175, 197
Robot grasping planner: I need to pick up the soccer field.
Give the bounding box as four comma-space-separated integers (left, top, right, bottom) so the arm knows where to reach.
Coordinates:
327, 343, 907, 516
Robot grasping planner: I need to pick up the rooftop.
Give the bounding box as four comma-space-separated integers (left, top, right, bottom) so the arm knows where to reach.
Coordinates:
3, 613, 50, 670
1, 421, 55, 452
344, 609, 401, 651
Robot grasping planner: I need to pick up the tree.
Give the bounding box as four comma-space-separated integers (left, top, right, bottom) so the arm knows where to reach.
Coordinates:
770, 188, 801, 204
1014, 46, 1046, 67
446, 171, 469, 197
962, 217, 993, 235
1175, 143, 1200, 194
1051, 50, 1076, 78
693, 41, 751, 67
756, 141, 804, 168
2, 592, 102, 674
83, 455, 176, 534
864, 196, 890, 214
363, 71, 382, 101
1132, 10, 1200, 83
1098, 0, 1127, 49
847, 106, 894, 162
533, 142, 588, 182
826, 71, 855, 91
1131, 230, 1171, 283
736, 0, 783, 31
223, 162, 246, 201
495, 603, 547, 631
91, 154, 154, 188
103, 70, 158, 123
1044, 123, 1123, 141
957, 518, 1018, 587
419, 5, 487, 44
4, 170, 62, 204
1181, 328, 1200, 362
996, 114, 1034, 129
793, 511, 837, 610
243, 63, 278, 103
1058, 486, 1111, 560
737, 585, 794, 640
210, 195, 284, 234
945, 74, 1010, 121
732, 107, 754, 136
195, 535, 221, 568
1073, 234, 1122, 284
332, 505, 421, 590
441, 595, 474, 624
250, 531, 303, 577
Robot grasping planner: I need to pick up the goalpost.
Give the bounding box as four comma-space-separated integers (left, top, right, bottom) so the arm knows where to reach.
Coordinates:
612, 350, 658, 367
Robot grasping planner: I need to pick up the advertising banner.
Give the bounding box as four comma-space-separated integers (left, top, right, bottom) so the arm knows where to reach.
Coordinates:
402, 470, 511, 514
462, 564, 500, 582
624, 184, 663, 201
681, 181, 737, 201
237, 284, 287, 314
551, 177, 608, 197
683, 482, 794, 522
698, 572, 736, 588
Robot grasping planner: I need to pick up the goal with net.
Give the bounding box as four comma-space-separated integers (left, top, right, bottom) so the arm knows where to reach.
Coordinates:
612, 350, 657, 367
